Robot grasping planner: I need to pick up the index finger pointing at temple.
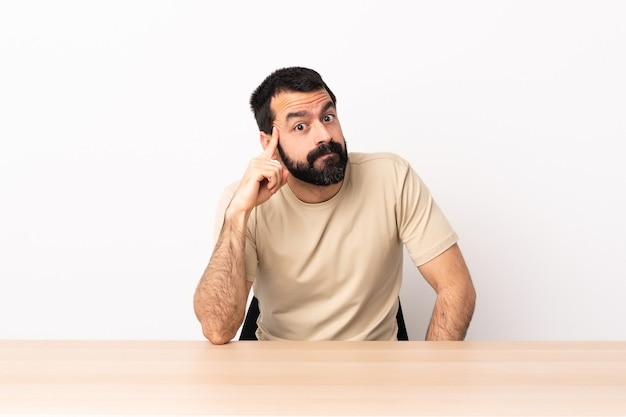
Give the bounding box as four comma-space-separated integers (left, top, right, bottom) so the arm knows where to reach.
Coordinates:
262, 126, 280, 160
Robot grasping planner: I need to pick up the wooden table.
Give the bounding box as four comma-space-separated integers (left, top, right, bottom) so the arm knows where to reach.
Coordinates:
1, 340, 625, 416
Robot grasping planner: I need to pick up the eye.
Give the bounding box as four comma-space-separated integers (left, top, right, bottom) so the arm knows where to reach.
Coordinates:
323, 114, 335, 123
294, 123, 306, 131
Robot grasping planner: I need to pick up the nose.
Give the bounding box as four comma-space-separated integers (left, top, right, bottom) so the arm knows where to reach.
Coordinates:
312, 120, 332, 146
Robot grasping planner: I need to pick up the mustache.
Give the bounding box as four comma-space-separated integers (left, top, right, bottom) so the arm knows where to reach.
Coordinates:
307, 141, 344, 166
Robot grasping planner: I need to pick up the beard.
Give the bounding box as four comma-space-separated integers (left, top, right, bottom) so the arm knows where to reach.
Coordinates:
278, 140, 349, 186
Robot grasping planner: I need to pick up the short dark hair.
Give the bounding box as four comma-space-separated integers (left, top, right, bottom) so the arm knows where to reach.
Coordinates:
249, 67, 337, 134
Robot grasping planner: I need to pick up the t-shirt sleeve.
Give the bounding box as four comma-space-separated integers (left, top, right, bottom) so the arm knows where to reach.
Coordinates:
213, 184, 236, 245
397, 164, 458, 266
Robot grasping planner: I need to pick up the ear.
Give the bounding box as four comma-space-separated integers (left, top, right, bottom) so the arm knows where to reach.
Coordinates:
259, 131, 271, 150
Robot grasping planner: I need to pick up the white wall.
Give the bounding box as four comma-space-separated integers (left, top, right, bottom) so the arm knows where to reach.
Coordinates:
1, 1, 624, 341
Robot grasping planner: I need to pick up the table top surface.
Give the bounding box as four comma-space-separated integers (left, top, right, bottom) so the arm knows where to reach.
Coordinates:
1, 340, 625, 416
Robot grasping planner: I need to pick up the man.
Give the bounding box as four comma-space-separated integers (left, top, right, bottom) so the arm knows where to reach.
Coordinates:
194, 67, 476, 344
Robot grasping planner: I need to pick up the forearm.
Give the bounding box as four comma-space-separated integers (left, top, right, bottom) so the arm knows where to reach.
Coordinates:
425, 284, 476, 341
194, 210, 250, 344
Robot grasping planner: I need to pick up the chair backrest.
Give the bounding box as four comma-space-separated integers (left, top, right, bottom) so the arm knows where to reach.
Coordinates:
240, 296, 409, 341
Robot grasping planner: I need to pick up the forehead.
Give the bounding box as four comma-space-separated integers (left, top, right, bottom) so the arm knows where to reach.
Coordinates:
271, 90, 333, 122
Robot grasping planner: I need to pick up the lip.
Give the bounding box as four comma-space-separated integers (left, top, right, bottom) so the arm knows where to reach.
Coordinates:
318, 153, 337, 161
309, 150, 339, 166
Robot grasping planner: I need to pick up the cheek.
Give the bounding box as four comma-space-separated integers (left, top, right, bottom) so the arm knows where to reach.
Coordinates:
331, 126, 345, 142
281, 140, 310, 159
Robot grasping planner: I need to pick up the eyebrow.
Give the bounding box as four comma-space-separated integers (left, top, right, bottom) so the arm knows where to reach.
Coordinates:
285, 101, 336, 122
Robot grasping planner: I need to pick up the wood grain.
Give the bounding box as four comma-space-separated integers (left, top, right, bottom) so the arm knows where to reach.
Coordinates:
1, 340, 625, 415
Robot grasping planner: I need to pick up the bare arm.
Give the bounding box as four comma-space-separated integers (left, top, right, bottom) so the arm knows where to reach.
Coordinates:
193, 210, 253, 344
193, 128, 288, 344
419, 243, 476, 341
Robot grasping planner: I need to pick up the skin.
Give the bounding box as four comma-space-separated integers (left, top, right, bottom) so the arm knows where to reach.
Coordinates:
267, 90, 346, 202
194, 89, 476, 344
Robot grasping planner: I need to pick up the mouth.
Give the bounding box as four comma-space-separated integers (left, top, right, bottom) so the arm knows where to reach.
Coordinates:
307, 142, 344, 166
313, 152, 339, 165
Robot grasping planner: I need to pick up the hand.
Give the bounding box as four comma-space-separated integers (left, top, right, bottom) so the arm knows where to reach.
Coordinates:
227, 127, 289, 215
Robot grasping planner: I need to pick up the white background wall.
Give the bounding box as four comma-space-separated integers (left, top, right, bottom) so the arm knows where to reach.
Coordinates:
1, 1, 624, 341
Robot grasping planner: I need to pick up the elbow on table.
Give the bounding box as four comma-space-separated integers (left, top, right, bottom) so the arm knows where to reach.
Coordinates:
193, 299, 239, 344
201, 325, 237, 345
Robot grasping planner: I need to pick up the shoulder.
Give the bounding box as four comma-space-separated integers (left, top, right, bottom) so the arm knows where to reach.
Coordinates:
349, 152, 411, 167
348, 152, 413, 177
223, 179, 240, 196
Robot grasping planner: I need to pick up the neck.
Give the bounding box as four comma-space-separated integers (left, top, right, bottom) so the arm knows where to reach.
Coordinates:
287, 177, 343, 204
